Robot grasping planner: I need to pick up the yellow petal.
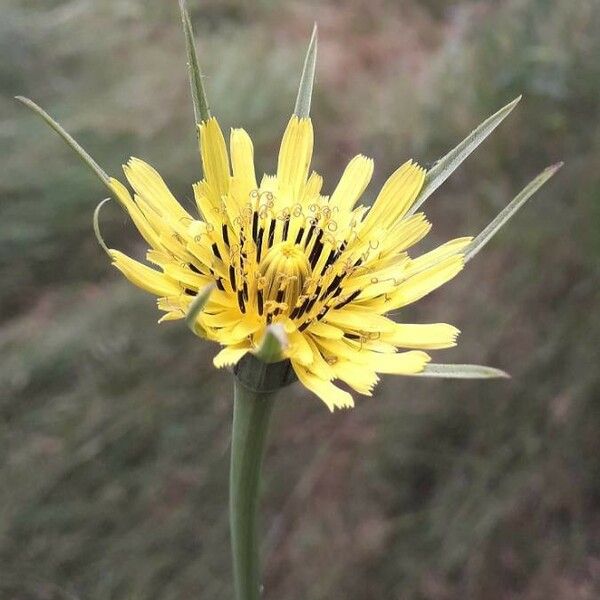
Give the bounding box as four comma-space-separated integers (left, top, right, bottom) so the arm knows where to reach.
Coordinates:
213, 344, 249, 368
329, 154, 374, 213
312, 336, 369, 365
192, 180, 223, 231
110, 250, 180, 297
109, 178, 163, 250
292, 361, 354, 411
123, 158, 190, 222
377, 213, 432, 257
301, 171, 323, 204
304, 336, 336, 381
276, 116, 314, 203
405, 237, 473, 277
361, 160, 425, 234
199, 117, 230, 204
332, 360, 379, 396
286, 329, 313, 366
230, 127, 257, 193
203, 309, 242, 328
161, 262, 212, 289
387, 255, 464, 309
231, 314, 263, 338
381, 323, 460, 349
325, 307, 396, 334
307, 321, 345, 340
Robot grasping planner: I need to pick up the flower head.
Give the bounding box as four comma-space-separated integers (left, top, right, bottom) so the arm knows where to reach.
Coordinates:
18, 15, 561, 410
107, 115, 477, 409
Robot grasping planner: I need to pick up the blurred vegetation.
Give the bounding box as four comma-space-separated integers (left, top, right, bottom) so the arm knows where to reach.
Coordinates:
1, 0, 599, 598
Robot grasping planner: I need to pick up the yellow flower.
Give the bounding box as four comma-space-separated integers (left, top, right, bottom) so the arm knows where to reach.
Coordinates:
106, 115, 471, 410
17, 15, 559, 412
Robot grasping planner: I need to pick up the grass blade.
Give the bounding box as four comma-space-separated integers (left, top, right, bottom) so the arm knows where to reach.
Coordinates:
465, 162, 563, 263
414, 363, 510, 379
407, 96, 522, 216
293, 24, 318, 118
16, 96, 112, 192
179, 0, 211, 123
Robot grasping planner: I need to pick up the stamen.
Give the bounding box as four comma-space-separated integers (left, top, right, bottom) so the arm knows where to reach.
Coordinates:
256, 226, 265, 262
323, 248, 337, 269
324, 273, 344, 297
267, 219, 276, 248
252, 211, 259, 243
282, 217, 290, 240
229, 265, 236, 291
221, 223, 230, 247
237, 290, 246, 313
257, 289, 264, 315
211, 242, 222, 261
317, 305, 330, 320
308, 234, 324, 268
336, 289, 361, 309
304, 222, 318, 248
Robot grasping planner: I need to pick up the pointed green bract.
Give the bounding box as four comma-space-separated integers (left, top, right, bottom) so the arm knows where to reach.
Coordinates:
414, 364, 510, 379
93, 198, 112, 257
179, 0, 211, 123
254, 324, 288, 363
16, 96, 112, 192
465, 162, 563, 263
407, 96, 522, 216
293, 24, 318, 118
186, 284, 214, 335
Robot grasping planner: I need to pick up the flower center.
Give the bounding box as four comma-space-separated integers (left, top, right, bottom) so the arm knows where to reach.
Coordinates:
259, 241, 311, 316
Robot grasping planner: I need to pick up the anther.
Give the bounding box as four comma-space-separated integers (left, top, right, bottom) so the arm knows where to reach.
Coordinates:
237, 290, 246, 313
257, 289, 264, 315
282, 217, 290, 240
252, 211, 259, 243
221, 223, 230, 247
229, 265, 237, 291
336, 289, 361, 309
267, 219, 276, 248
211, 242, 222, 261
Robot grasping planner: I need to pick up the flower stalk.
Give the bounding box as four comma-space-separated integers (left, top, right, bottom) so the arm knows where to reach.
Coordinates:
230, 357, 295, 600
230, 381, 274, 600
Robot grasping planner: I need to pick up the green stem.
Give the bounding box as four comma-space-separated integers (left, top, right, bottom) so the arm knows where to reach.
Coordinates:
229, 377, 276, 600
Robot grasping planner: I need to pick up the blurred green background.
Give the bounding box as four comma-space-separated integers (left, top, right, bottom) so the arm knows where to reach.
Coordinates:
1, 0, 599, 598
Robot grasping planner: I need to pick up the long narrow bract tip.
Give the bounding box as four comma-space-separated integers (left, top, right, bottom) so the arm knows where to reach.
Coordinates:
465, 162, 562, 263
293, 24, 318, 118
15, 95, 113, 192
179, 0, 211, 124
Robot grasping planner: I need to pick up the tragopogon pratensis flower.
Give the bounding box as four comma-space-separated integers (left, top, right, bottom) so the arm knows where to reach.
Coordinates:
104, 118, 490, 410
18, 22, 560, 412
109, 123, 454, 408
